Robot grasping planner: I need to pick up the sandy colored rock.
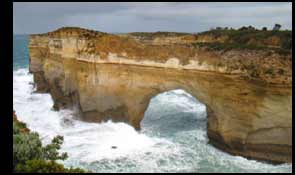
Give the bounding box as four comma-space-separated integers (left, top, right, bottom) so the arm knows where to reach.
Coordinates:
29, 27, 292, 163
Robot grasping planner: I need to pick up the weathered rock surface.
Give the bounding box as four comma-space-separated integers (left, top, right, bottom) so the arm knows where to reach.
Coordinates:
29, 27, 292, 163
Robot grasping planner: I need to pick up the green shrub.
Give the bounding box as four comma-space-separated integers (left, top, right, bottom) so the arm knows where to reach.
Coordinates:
265, 68, 274, 75
42, 135, 68, 161
13, 117, 88, 173
15, 160, 86, 173
13, 132, 44, 167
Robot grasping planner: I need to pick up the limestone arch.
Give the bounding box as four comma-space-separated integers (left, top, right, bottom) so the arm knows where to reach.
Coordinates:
37, 61, 292, 163
122, 81, 216, 134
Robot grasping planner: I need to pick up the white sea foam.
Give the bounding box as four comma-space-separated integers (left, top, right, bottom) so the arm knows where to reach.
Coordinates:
13, 69, 181, 172
13, 68, 292, 173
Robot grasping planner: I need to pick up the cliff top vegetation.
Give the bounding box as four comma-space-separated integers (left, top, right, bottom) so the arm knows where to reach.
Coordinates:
197, 26, 292, 51
31, 25, 291, 56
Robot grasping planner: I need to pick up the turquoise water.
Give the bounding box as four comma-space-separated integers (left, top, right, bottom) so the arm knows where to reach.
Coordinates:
13, 35, 29, 70
13, 35, 292, 173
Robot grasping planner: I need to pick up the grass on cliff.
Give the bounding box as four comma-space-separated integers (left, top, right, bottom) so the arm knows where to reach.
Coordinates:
197, 29, 292, 50
129, 28, 291, 54
13, 113, 89, 173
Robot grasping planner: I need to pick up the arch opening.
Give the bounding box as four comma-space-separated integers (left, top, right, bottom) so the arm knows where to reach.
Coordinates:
140, 89, 208, 140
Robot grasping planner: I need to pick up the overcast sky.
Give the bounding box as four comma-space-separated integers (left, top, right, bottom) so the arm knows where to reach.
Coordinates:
13, 2, 292, 34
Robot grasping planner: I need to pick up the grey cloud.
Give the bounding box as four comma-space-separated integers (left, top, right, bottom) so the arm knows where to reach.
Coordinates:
13, 2, 292, 34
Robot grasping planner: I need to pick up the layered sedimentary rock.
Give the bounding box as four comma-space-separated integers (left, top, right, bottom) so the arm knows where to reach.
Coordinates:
29, 27, 292, 163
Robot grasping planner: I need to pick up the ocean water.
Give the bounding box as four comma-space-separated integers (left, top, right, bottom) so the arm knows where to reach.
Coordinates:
13, 35, 292, 173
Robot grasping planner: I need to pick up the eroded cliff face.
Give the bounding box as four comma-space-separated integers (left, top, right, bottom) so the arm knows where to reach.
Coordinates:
29, 27, 292, 163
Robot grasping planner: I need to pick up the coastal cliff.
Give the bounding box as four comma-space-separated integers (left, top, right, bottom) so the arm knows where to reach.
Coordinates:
28, 27, 292, 163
